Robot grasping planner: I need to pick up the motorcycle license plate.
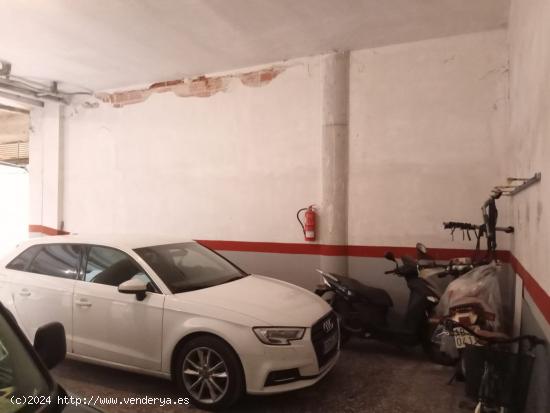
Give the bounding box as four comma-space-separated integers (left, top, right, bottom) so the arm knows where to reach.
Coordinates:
453, 327, 478, 349
323, 332, 338, 355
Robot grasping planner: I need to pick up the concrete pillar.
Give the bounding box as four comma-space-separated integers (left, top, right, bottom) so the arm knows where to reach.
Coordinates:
319, 52, 349, 274
28, 101, 65, 236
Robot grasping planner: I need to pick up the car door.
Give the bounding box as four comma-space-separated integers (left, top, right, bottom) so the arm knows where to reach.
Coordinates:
6, 243, 80, 349
72, 245, 164, 371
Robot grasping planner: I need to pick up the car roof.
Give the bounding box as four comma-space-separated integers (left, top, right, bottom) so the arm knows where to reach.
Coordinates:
15, 234, 195, 250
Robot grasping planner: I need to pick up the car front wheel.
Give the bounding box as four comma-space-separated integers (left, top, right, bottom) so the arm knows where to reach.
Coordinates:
175, 335, 244, 411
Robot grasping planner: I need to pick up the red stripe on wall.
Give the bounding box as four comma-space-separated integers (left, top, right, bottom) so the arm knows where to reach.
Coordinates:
28, 225, 69, 236
509, 254, 550, 326
197, 240, 546, 324
197, 239, 509, 261
28, 226, 549, 325
197, 240, 325, 255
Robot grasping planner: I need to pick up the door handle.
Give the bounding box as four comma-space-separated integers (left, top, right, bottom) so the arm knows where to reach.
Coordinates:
19, 289, 31, 297
75, 299, 92, 308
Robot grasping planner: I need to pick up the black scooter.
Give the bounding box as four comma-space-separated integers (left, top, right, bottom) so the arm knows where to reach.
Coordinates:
314, 243, 468, 365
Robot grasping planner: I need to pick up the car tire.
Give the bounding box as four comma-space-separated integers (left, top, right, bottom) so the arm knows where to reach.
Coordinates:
174, 335, 244, 411
339, 328, 352, 346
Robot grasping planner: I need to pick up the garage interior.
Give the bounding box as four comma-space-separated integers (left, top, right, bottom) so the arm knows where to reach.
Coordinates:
1, 0, 549, 412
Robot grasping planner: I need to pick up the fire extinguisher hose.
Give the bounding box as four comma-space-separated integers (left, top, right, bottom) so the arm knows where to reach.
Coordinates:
296, 207, 308, 237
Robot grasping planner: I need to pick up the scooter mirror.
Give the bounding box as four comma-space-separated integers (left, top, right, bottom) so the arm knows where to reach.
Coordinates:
416, 242, 428, 255
384, 251, 396, 262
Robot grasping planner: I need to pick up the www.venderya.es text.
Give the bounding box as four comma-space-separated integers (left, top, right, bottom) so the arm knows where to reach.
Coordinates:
11, 395, 190, 407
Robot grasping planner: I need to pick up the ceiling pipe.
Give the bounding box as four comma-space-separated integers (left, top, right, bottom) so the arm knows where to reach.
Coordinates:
0, 103, 29, 114
0, 89, 44, 107
0, 79, 66, 104
0, 60, 68, 104
0, 60, 91, 105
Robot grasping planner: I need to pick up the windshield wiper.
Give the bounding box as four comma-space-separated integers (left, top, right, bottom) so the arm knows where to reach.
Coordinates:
176, 284, 212, 293
175, 275, 247, 293
220, 275, 246, 285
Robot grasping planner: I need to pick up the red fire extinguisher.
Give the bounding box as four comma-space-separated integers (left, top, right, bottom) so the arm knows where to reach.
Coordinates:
297, 205, 316, 241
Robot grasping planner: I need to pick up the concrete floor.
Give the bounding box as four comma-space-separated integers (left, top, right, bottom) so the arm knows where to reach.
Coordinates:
53, 339, 473, 413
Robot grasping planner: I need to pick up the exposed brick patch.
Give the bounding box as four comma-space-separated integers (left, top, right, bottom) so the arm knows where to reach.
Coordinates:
239, 67, 283, 87
97, 67, 285, 108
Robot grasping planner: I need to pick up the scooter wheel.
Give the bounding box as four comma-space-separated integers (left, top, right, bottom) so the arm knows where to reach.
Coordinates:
424, 341, 456, 366
421, 323, 456, 366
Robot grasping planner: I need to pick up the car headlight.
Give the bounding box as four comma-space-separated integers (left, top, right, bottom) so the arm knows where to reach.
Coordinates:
253, 327, 306, 345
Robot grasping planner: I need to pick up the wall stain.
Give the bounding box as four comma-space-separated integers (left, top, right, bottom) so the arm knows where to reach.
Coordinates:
479, 64, 509, 81
96, 66, 285, 108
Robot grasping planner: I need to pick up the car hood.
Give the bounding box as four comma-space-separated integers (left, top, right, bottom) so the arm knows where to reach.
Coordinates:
175, 275, 330, 326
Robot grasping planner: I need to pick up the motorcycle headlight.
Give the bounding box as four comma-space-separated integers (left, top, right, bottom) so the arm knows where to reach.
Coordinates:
253, 327, 306, 345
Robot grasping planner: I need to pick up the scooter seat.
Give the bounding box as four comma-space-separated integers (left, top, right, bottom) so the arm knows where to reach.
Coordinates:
340, 277, 393, 307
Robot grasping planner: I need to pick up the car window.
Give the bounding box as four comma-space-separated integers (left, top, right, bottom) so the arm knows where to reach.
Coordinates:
5, 246, 40, 271
134, 243, 246, 293
0, 312, 51, 413
26, 244, 80, 279
84, 246, 153, 288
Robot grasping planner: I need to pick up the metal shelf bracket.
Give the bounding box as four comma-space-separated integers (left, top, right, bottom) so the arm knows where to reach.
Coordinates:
492, 172, 542, 196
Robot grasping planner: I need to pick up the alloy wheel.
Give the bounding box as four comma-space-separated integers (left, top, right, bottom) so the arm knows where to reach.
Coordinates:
182, 346, 229, 404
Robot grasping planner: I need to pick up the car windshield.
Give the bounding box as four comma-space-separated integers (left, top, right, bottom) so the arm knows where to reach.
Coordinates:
134, 243, 247, 293
0, 313, 51, 413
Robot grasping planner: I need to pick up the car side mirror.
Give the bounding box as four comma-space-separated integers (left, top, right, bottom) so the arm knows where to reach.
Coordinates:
33, 322, 66, 369
118, 279, 148, 301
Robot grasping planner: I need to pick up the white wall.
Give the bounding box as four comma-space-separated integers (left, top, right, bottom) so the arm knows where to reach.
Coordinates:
0, 165, 28, 258
29, 102, 63, 232
62, 61, 322, 242
57, 30, 510, 251
505, 5, 550, 408
23, 29, 513, 314
507, 0, 550, 295
349, 29, 510, 249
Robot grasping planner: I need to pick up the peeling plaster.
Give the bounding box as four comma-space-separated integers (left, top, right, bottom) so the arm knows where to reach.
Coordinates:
96, 66, 285, 108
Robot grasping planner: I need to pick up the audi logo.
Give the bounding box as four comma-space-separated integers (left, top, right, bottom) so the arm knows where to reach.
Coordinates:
322, 318, 334, 333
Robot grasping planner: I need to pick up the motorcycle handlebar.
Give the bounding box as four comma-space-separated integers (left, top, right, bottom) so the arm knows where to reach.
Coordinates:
443, 221, 514, 234
443, 221, 479, 230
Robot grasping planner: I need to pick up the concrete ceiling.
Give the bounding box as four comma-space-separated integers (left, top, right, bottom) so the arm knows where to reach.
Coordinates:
0, 0, 509, 91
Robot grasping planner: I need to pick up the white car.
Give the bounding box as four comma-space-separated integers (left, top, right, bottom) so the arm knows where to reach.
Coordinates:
0, 235, 339, 409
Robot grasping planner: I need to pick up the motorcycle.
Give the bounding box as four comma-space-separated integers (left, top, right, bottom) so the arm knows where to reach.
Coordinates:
314, 242, 471, 365
432, 190, 515, 379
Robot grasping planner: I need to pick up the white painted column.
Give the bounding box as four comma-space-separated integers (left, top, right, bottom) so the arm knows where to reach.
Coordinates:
319, 52, 349, 274
28, 101, 64, 236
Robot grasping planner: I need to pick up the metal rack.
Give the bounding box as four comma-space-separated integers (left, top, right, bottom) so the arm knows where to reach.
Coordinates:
493, 172, 542, 196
